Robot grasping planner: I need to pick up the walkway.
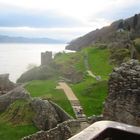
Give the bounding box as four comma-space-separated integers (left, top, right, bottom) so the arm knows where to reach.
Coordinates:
87, 70, 101, 81
87, 70, 96, 78
56, 82, 86, 121
84, 52, 101, 81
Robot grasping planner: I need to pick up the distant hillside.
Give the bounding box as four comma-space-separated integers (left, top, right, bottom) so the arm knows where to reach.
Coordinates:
0, 35, 65, 44
66, 13, 140, 51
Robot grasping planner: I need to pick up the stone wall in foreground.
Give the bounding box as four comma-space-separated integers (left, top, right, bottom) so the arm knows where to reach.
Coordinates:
0, 74, 15, 95
104, 59, 140, 126
22, 120, 80, 140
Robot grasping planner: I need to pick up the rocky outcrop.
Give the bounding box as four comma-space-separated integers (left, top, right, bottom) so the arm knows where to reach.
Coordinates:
31, 99, 71, 130
50, 101, 72, 121
22, 120, 80, 140
0, 73, 15, 95
66, 13, 140, 51
103, 59, 140, 126
0, 85, 72, 131
0, 86, 30, 112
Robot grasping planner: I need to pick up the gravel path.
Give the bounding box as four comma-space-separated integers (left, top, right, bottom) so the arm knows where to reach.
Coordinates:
56, 82, 86, 121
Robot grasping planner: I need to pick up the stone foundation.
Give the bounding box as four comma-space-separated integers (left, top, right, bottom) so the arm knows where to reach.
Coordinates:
22, 120, 80, 140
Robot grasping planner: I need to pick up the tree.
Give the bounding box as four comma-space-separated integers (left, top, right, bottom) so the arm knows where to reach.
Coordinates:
118, 21, 124, 29
133, 14, 138, 29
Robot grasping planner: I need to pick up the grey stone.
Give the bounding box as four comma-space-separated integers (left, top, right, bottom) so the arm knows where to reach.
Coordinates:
31, 99, 71, 130
103, 59, 140, 126
0, 73, 16, 94
0, 86, 30, 112
22, 120, 80, 140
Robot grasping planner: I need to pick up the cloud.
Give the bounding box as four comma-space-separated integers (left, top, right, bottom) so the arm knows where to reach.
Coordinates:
0, 5, 84, 28
0, 0, 140, 40
0, 0, 140, 27
94, 0, 140, 21
0, 27, 94, 41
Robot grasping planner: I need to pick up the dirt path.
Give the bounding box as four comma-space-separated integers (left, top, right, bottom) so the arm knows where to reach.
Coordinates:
56, 82, 86, 121
87, 70, 101, 81
87, 70, 96, 78
57, 82, 78, 101
84, 53, 101, 81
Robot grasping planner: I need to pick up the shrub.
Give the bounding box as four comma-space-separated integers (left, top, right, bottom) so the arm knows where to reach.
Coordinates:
134, 38, 140, 53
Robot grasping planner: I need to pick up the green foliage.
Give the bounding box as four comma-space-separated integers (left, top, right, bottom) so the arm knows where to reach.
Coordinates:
25, 80, 75, 117
17, 64, 59, 83
118, 21, 124, 29
134, 38, 140, 53
26, 63, 38, 70
110, 48, 130, 65
133, 14, 138, 29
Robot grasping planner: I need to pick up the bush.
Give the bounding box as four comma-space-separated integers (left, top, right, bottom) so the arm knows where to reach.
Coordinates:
110, 48, 130, 65
17, 65, 58, 83
134, 38, 140, 53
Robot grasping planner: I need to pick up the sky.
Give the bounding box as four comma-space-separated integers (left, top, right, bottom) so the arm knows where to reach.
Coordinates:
0, 0, 140, 41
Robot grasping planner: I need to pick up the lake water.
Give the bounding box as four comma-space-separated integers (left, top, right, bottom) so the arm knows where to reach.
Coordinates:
0, 43, 68, 82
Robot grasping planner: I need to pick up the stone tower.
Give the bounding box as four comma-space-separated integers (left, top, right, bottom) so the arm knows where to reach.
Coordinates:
41, 51, 52, 66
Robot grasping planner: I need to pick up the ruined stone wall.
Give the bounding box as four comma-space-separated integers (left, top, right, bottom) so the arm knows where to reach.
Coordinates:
104, 59, 140, 126
22, 120, 80, 140
41, 51, 52, 66
0, 74, 15, 95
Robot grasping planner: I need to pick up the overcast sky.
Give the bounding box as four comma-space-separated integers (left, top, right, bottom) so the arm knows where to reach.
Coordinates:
0, 0, 140, 41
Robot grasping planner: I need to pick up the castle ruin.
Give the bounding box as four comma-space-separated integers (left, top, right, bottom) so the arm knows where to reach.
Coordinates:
41, 51, 52, 66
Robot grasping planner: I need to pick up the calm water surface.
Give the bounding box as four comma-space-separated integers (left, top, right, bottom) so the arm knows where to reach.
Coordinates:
0, 43, 67, 82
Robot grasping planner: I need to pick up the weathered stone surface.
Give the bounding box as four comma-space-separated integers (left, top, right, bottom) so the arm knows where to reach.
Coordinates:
41, 51, 52, 66
50, 101, 72, 121
22, 120, 80, 140
0, 73, 16, 95
31, 99, 71, 130
0, 86, 30, 112
103, 59, 140, 126
88, 115, 103, 124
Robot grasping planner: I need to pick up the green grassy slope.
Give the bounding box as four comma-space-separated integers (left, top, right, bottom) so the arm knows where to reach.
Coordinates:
25, 80, 75, 117
86, 47, 113, 80
0, 123, 37, 140
54, 52, 85, 72
25, 46, 113, 117
71, 47, 113, 116
0, 99, 38, 140
71, 80, 108, 116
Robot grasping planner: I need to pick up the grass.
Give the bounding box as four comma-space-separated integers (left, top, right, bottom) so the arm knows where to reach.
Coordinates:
54, 51, 85, 72
25, 47, 113, 117
85, 47, 113, 80
134, 38, 140, 53
25, 80, 75, 117
1, 99, 35, 125
71, 78, 108, 116
0, 46, 114, 139
0, 122, 38, 140
70, 46, 113, 116
0, 99, 38, 140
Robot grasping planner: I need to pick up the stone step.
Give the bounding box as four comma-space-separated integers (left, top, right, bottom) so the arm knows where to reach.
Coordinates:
77, 117, 87, 122
71, 100, 80, 106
